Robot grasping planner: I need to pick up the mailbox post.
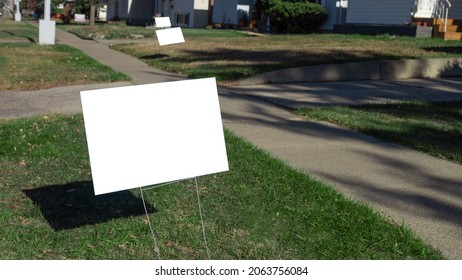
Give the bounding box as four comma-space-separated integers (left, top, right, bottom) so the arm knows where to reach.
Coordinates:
39, 0, 56, 45
14, 0, 21, 21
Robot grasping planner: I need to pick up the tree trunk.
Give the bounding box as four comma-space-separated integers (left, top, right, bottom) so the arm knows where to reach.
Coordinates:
90, 1, 96, 26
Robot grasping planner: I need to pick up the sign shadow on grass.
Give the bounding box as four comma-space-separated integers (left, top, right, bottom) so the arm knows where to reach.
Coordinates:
22, 181, 156, 231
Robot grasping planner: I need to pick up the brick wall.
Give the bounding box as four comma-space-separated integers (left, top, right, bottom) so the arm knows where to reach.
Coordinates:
333, 24, 433, 38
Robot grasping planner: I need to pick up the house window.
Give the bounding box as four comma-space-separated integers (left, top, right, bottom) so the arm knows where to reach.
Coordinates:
176, 13, 190, 26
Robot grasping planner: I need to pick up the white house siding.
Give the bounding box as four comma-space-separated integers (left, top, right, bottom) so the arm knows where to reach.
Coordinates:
346, 0, 415, 25
195, 0, 209, 10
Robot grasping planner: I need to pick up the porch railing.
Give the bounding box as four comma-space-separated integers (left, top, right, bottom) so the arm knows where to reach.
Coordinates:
435, 0, 452, 32
414, 0, 451, 32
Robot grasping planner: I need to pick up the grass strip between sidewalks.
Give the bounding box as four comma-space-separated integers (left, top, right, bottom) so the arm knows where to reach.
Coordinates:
0, 43, 130, 91
0, 114, 442, 259
295, 100, 462, 165
0, 19, 130, 90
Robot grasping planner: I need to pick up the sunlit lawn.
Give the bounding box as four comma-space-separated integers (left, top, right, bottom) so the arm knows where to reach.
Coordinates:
0, 115, 443, 259
0, 19, 130, 90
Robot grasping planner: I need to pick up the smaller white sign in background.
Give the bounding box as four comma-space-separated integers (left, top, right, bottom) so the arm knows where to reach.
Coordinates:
156, 27, 185, 46
74, 14, 86, 22
154, 17, 172, 28
80, 78, 228, 195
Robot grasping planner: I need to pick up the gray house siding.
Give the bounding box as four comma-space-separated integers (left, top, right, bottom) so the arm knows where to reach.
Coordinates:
320, 0, 347, 29
346, 0, 415, 25
105, 0, 155, 24
161, 0, 209, 28
193, 0, 210, 28
449, 1, 462, 19
165, 0, 194, 27
105, 0, 209, 27
128, 0, 155, 25
212, 0, 236, 24
212, 0, 254, 25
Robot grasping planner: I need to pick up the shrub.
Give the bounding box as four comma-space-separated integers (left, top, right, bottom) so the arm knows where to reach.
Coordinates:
258, 0, 328, 33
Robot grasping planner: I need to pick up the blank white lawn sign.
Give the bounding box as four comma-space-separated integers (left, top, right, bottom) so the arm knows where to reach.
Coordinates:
80, 78, 229, 195
154, 17, 172, 28
74, 14, 86, 23
155, 27, 185, 46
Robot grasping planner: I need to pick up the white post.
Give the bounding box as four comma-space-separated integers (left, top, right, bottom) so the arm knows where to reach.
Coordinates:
44, 0, 51, 20
14, 0, 21, 22
39, 0, 56, 45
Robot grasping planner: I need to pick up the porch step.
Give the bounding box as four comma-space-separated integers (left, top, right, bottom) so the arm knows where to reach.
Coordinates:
441, 31, 462, 40
433, 18, 462, 40
442, 24, 461, 32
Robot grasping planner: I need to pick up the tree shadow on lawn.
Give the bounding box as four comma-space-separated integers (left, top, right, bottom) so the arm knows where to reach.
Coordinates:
422, 46, 462, 55
140, 54, 170, 60
140, 47, 405, 81
22, 181, 155, 231
0, 30, 35, 43
167, 48, 403, 66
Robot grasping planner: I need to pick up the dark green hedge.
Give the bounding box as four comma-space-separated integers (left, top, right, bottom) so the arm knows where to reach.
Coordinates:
258, 0, 328, 33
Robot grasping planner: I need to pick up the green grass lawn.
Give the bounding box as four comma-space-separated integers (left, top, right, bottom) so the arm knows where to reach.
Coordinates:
57, 22, 462, 82
111, 30, 462, 82
0, 19, 130, 90
4, 19, 462, 88
296, 100, 462, 165
0, 43, 130, 90
0, 114, 442, 259
0, 20, 457, 260
0, 18, 38, 42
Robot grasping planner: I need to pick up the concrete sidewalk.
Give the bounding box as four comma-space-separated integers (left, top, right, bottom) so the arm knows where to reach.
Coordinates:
2, 29, 462, 259
54, 27, 185, 85
219, 84, 462, 259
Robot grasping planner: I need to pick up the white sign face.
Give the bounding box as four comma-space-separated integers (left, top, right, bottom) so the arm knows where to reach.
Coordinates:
155, 27, 185, 46
155, 17, 172, 28
80, 78, 229, 195
237, 5, 250, 13
74, 14, 86, 22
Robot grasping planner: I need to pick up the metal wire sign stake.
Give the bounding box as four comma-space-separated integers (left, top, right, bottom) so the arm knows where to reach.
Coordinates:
139, 177, 211, 260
